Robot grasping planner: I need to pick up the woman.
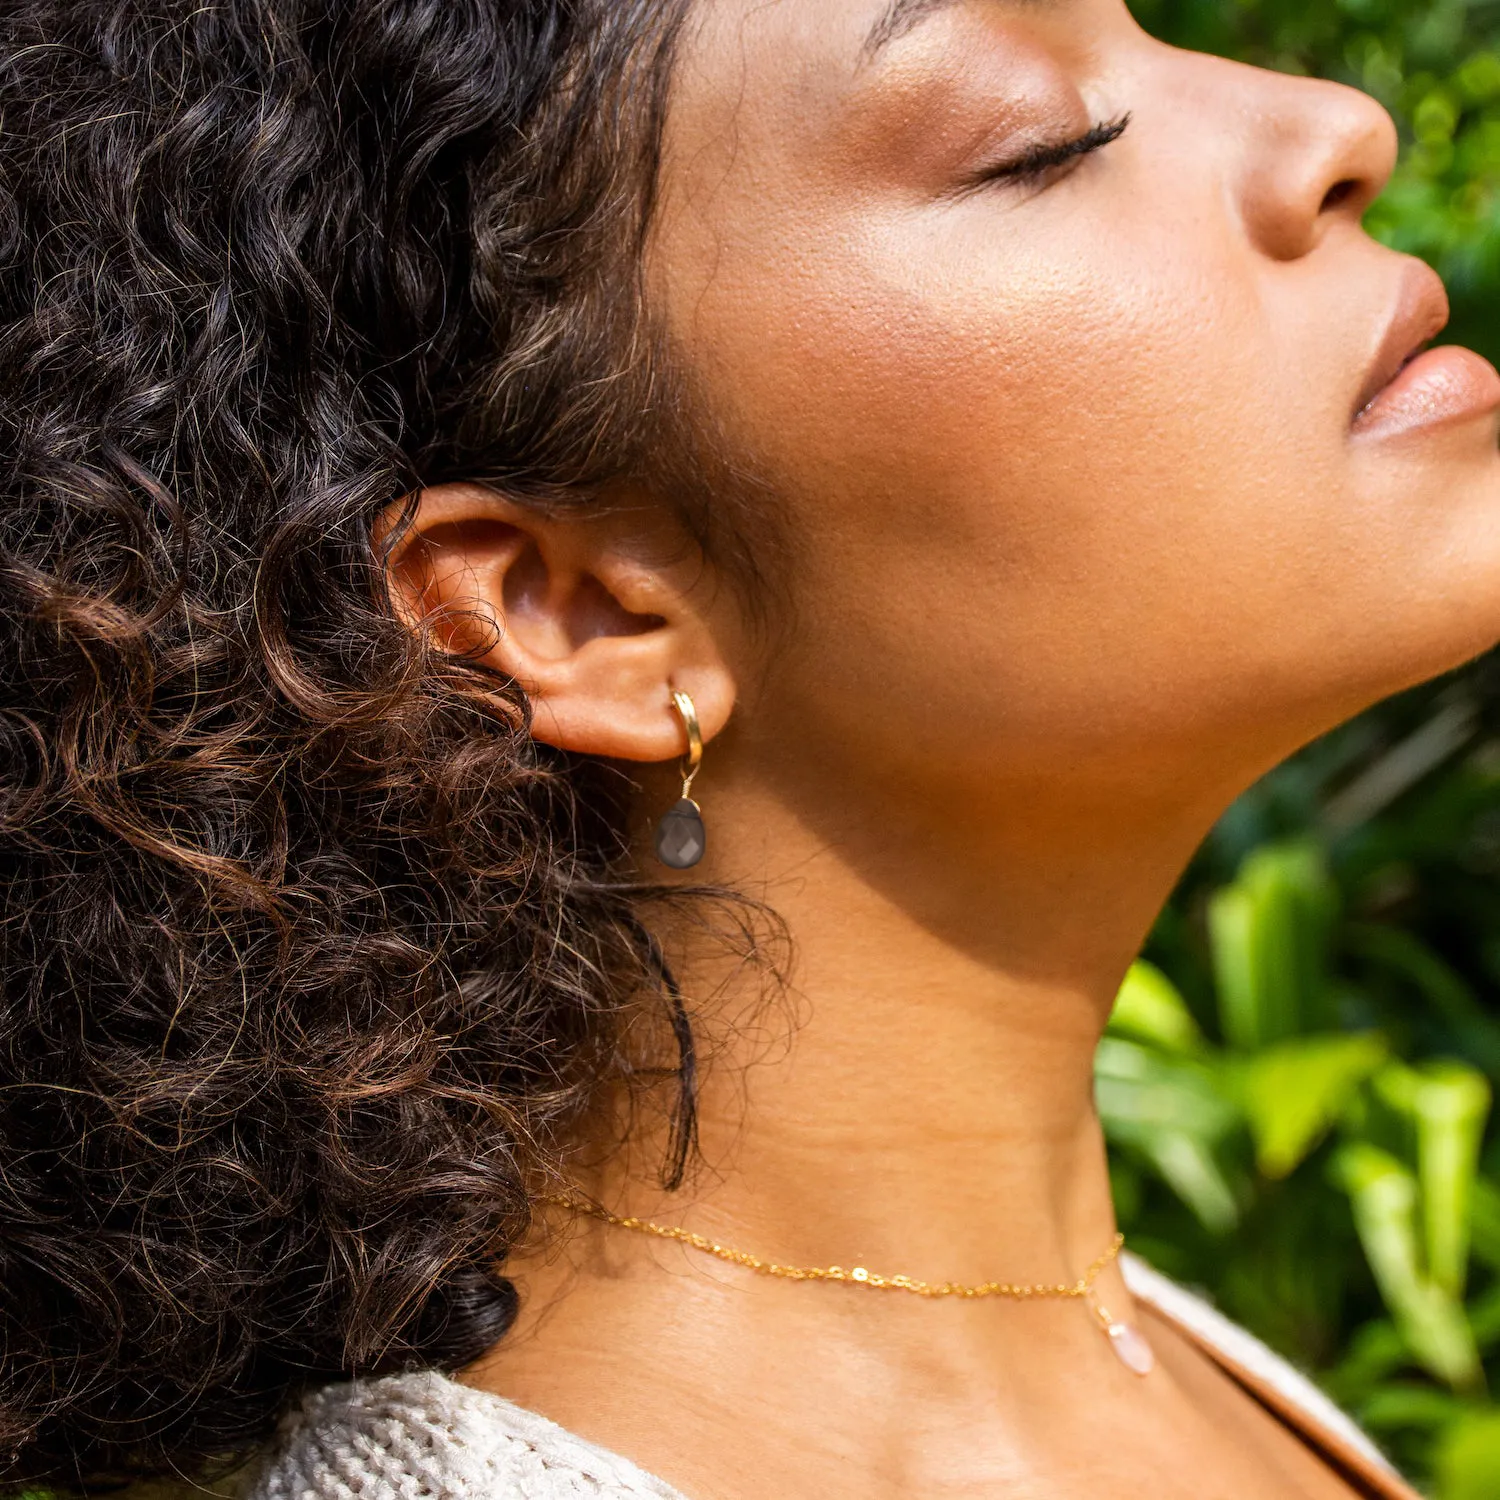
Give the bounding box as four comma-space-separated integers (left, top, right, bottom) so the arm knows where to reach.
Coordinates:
0, 0, 1493, 1494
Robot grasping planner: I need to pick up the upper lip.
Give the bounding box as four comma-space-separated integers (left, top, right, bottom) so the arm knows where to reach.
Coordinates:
1353, 260, 1452, 422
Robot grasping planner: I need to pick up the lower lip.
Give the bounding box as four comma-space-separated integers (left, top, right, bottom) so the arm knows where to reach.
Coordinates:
1353, 345, 1500, 438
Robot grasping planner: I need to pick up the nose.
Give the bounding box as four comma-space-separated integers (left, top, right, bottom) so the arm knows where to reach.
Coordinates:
1228, 66, 1398, 262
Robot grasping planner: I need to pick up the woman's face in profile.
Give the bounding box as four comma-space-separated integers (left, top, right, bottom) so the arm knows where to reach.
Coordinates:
654, 0, 1500, 810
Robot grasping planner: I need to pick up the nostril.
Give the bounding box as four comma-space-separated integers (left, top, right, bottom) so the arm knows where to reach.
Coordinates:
1321, 177, 1359, 213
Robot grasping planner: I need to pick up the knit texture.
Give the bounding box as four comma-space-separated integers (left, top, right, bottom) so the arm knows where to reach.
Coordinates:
251, 1371, 688, 1500
247, 1256, 1396, 1499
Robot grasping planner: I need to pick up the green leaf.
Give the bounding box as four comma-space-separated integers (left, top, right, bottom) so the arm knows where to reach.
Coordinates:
1239, 1033, 1387, 1179
1108, 961, 1205, 1055
1095, 1037, 1241, 1232
1412, 1063, 1491, 1298
1359, 1381, 1472, 1435
1095, 1037, 1240, 1135
1332, 1143, 1483, 1391
1367, 1060, 1492, 1295
1142, 1132, 1241, 1236
1462, 1280, 1500, 1351
1209, 842, 1337, 1050
1327, 1319, 1412, 1406
1436, 1412, 1500, 1500
1468, 1177, 1500, 1275
1373, 1060, 1425, 1118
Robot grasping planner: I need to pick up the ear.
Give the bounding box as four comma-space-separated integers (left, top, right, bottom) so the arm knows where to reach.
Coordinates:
377, 482, 736, 761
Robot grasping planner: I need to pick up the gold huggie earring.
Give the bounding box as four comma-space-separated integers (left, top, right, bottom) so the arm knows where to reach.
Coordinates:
654, 689, 706, 870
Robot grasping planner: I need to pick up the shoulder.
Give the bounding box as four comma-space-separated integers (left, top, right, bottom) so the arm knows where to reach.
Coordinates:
245, 1370, 687, 1500
1122, 1253, 1400, 1481
246, 1264, 1402, 1500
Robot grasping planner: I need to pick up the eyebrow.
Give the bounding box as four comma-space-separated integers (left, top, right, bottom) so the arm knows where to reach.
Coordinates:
863, 0, 1053, 60
862, 0, 966, 58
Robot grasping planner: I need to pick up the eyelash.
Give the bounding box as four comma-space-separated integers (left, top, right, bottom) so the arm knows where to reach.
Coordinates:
977, 113, 1132, 188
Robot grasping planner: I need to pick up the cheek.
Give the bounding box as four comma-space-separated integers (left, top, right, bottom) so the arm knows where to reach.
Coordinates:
672, 192, 1500, 780
691, 215, 1350, 723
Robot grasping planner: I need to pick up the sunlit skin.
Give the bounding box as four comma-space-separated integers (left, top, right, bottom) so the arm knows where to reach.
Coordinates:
384, 0, 1500, 1495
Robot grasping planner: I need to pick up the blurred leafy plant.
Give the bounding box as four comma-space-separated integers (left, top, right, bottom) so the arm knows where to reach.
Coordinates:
1103, 724, 1500, 1490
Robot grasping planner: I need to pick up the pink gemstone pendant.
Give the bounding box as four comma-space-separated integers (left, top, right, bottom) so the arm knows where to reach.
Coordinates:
1106, 1318, 1156, 1376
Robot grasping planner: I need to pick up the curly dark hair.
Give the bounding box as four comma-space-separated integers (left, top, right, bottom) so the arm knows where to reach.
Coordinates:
0, 0, 753, 1484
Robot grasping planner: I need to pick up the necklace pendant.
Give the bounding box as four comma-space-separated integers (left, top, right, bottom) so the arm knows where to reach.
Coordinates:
1104, 1318, 1156, 1376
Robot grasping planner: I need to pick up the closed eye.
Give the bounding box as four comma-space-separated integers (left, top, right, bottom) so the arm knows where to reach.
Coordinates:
973, 114, 1131, 190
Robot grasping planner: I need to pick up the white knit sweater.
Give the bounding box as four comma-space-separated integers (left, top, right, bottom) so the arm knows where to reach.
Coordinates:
248, 1255, 1410, 1500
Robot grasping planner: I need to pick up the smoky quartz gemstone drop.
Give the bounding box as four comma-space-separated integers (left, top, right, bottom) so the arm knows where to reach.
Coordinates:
655, 798, 706, 870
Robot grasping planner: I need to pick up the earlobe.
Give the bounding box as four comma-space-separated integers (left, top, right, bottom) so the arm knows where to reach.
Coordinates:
378, 482, 737, 765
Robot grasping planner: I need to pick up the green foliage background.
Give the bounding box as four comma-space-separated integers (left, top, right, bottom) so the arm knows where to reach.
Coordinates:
1112, 4, 1500, 1491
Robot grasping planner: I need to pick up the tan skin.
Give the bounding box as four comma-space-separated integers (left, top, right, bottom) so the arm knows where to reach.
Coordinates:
382, 1, 1500, 1495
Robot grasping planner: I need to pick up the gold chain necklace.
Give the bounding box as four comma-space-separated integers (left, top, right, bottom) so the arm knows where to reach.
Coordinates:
543, 1196, 1155, 1376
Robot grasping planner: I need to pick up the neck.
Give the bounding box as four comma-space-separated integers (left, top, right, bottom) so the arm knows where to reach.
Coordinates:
577, 761, 1226, 1289
473, 752, 1339, 1498
472, 754, 1239, 1488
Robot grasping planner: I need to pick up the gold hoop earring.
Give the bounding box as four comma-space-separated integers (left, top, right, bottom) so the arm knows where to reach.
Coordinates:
654, 689, 706, 870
